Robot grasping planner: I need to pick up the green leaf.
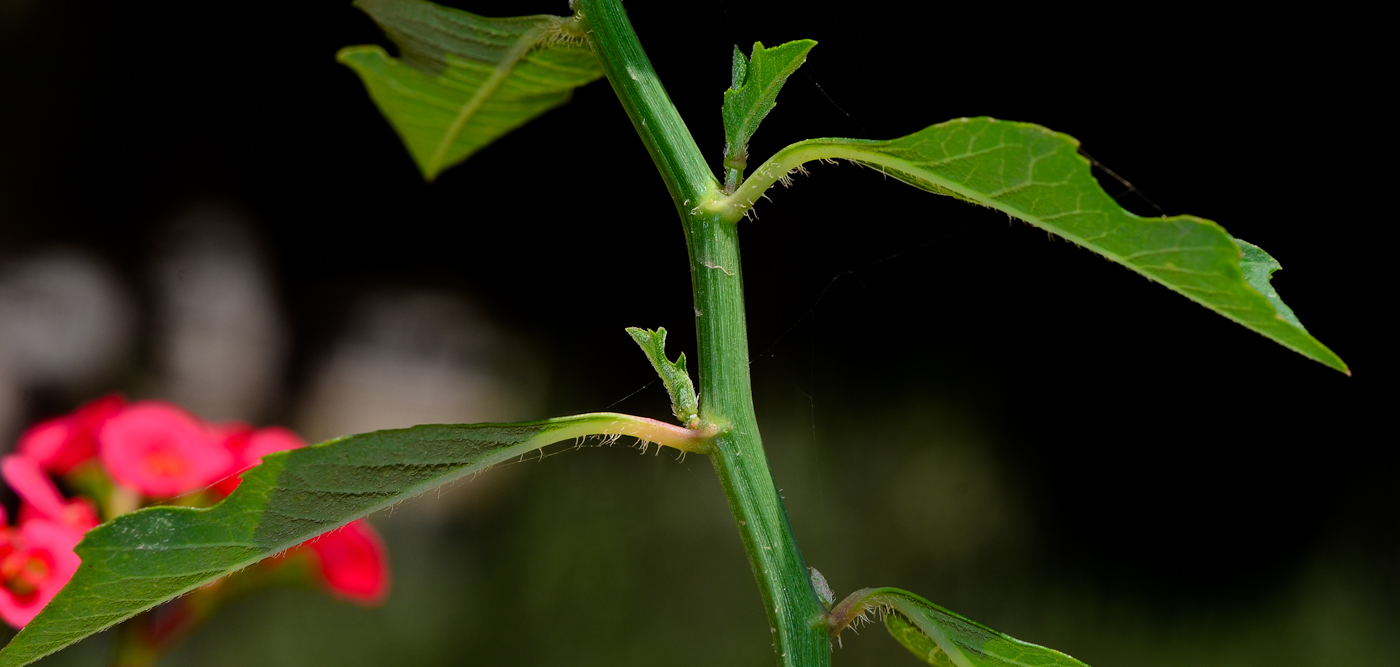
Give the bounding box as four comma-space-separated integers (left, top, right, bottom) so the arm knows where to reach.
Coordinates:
0, 413, 709, 666
721, 118, 1347, 373
721, 40, 817, 176
1235, 238, 1305, 330
337, 0, 604, 181
730, 45, 748, 93
835, 587, 1090, 667
886, 612, 959, 667
625, 327, 700, 429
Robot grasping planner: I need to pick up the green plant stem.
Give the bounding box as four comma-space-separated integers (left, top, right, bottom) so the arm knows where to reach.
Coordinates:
576, 2, 829, 666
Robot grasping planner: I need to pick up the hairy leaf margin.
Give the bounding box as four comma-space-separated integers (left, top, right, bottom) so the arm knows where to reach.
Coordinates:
710, 117, 1347, 373
0, 413, 709, 666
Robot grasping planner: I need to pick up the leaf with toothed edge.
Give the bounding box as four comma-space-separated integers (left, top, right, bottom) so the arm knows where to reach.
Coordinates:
0, 413, 708, 667
721, 39, 817, 174
625, 327, 700, 429
337, 0, 604, 181
724, 118, 1348, 373
1235, 238, 1305, 330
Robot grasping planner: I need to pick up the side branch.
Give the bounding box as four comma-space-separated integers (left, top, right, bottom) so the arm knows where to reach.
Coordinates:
702, 140, 896, 223
553, 412, 717, 454
699, 117, 1348, 373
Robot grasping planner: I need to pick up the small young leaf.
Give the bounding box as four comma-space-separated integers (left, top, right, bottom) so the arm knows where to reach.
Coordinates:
833, 587, 1091, 667
0, 413, 708, 667
337, 0, 604, 181
809, 566, 835, 609
625, 327, 700, 429
721, 40, 817, 178
730, 45, 748, 91
723, 118, 1348, 373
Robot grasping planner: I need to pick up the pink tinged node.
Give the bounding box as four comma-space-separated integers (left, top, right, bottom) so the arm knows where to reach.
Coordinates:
304, 520, 391, 606
98, 401, 235, 498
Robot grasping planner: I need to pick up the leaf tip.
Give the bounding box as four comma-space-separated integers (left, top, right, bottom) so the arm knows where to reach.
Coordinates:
1329, 356, 1351, 376
730, 45, 748, 90
334, 44, 378, 68
415, 155, 442, 182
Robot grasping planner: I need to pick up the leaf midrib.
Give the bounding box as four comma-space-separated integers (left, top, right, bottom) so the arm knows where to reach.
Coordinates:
425, 25, 546, 178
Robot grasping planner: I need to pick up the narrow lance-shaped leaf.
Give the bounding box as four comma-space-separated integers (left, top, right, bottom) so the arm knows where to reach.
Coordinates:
720, 40, 817, 185
625, 327, 700, 429
831, 587, 1091, 667
714, 118, 1347, 373
337, 0, 605, 180
0, 413, 710, 667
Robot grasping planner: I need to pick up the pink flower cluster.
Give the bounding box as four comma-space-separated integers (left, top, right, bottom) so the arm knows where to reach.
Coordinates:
1, 396, 390, 628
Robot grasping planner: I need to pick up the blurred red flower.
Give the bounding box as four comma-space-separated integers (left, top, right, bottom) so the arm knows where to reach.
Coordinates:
214, 428, 392, 605
98, 402, 234, 498
209, 425, 306, 498
0, 514, 84, 628
2, 455, 99, 533
1, 395, 392, 632
17, 394, 124, 475
303, 520, 391, 606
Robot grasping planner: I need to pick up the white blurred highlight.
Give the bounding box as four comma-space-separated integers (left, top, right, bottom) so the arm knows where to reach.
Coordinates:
0, 252, 135, 440
151, 206, 288, 422
296, 290, 543, 444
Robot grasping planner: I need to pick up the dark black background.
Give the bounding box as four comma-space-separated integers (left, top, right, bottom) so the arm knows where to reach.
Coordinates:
1, 0, 1392, 652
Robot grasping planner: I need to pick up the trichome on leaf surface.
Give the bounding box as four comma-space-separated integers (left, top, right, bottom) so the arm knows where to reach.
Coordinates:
0, 1, 1347, 666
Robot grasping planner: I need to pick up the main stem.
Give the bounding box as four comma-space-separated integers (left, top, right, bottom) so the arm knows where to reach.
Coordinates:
576, 2, 829, 666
